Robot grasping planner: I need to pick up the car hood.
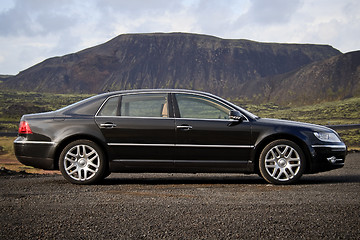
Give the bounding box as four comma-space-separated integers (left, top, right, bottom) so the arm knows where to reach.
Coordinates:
255, 118, 334, 132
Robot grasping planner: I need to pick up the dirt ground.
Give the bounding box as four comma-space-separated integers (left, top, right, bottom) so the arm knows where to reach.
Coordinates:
0, 151, 59, 175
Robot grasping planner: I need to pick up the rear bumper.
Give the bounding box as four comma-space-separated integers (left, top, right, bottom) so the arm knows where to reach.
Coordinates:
15, 156, 55, 170
310, 144, 347, 173
14, 137, 56, 170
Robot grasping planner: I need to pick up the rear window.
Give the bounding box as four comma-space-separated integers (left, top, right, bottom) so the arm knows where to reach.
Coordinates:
59, 95, 108, 116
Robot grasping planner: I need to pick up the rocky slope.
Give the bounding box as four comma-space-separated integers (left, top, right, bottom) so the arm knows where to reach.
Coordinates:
243, 51, 360, 105
1, 33, 341, 98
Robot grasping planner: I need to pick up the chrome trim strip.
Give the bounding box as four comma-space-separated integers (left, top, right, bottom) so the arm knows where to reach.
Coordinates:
108, 143, 254, 148
96, 115, 238, 122
113, 159, 249, 164
175, 117, 242, 122
112, 159, 173, 163
14, 140, 55, 145
96, 116, 173, 120
175, 160, 249, 164
311, 145, 346, 149
177, 144, 254, 148
108, 143, 175, 147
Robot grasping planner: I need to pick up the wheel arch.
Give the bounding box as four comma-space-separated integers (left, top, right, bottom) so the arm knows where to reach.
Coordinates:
54, 134, 109, 171
252, 133, 312, 174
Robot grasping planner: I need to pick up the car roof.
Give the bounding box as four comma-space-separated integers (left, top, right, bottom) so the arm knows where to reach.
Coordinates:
60, 89, 222, 114
57, 88, 258, 120
99, 89, 217, 96
95, 89, 227, 103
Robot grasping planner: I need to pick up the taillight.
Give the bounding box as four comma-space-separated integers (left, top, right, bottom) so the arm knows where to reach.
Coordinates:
18, 121, 33, 134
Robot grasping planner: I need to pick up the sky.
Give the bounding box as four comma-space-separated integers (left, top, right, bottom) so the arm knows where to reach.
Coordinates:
0, 0, 359, 75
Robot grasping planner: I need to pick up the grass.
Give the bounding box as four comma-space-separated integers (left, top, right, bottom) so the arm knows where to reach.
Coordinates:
0, 90, 93, 122
0, 123, 18, 132
237, 97, 360, 126
336, 129, 360, 151
0, 136, 16, 160
229, 97, 360, 149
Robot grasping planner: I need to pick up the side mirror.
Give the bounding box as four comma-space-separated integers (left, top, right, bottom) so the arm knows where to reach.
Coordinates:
229, 110, 244, 121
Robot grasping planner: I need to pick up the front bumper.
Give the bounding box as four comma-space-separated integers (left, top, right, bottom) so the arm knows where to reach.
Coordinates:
310, 144, 347, 173
14, 137, 56, 170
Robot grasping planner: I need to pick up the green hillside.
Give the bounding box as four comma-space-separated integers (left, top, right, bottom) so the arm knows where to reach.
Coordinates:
239, 97, 360, 149
240, 97, 360, 125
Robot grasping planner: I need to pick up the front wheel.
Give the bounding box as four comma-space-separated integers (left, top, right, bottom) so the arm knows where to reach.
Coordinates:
59, 140, 106, 184
259, 139, 306, 184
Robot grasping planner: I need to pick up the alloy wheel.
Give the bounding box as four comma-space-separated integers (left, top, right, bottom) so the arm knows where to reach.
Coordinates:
63, 144, 100, 181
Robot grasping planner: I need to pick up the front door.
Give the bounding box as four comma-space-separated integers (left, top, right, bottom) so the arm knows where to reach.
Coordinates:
173, 93, 252, 168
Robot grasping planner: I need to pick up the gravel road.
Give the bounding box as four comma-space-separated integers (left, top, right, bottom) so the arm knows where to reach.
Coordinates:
1, 153, 359, 239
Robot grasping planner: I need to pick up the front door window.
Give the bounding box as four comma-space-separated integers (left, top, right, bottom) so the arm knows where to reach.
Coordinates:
175, 94, 230, 120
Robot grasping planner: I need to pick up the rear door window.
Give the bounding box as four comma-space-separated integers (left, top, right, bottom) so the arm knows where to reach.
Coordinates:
120, 93, 169, 118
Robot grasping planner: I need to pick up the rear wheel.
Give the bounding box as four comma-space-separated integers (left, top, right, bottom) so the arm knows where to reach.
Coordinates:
259, 139, 305, 184
59, 140, 106, 184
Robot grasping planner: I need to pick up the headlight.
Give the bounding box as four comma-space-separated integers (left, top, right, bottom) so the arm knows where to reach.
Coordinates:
314, 132, 341, 143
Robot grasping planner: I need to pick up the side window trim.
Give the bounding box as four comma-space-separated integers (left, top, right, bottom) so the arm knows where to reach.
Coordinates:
117, 96, 122, 116
170, 93, 181, 118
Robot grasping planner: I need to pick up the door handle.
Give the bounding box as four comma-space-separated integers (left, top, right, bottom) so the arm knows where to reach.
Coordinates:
176, 125, 193, 131
100, 123, 117, 128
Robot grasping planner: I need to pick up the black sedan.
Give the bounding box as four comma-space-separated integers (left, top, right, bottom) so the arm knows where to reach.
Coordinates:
14, 89, 347, 184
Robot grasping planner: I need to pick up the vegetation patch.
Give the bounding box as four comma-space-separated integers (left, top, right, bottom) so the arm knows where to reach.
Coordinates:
0, 137, 15, 157
231, 97, 360, 149
0, 123, 18, 132
239, 97, 360, 126
0, 90, 93, 122
337, 129, 360, 150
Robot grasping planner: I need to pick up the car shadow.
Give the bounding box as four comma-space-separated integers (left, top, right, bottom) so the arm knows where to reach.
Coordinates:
101, 174, 266, 186
99, 173, 360, 186
299, 174, 360, 185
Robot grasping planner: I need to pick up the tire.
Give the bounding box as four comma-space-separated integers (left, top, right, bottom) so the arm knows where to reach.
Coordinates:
259, 139, 306, 185
59, 140, 106, 184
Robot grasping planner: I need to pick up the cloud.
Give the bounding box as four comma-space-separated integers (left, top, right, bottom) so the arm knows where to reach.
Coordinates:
294, 0, 360, 52
0, 4, 33, 36
0, 0, 359, 74
225, 0, 360, 53
0, 0, 77, 36
96, 0, 180, 14
188, 0, 240, 35
94, 0, 189, 36
241, 0, 302, 25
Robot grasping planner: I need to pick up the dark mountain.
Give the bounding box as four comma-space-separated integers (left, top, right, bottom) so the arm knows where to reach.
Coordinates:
1, 33, 344, 104
243, 51, 360, 105
0, 75, 13, 80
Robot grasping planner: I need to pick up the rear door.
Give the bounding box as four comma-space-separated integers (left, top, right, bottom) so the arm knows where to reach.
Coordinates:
95, 92, 176, 167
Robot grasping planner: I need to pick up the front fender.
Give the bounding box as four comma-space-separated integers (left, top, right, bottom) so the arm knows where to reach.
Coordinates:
250, 125, 314, 172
